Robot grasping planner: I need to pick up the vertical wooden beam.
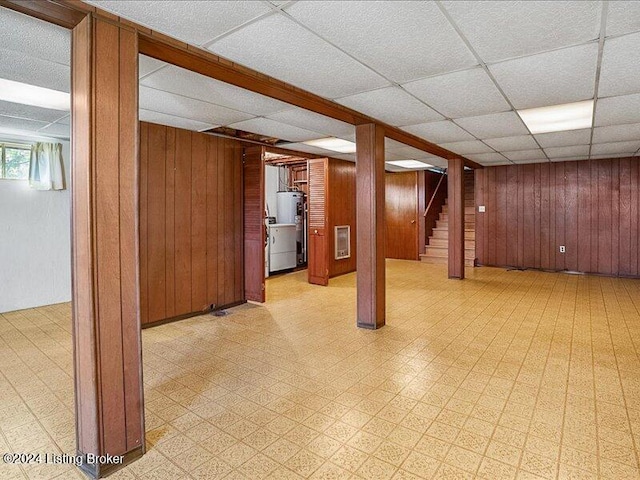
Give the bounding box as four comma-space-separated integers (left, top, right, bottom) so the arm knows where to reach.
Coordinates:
356, 123, 385, 329
447, 158, 465, 279
72, 15, 144, 478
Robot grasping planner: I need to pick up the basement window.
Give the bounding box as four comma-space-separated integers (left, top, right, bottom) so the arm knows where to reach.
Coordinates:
0, 143, 31, 180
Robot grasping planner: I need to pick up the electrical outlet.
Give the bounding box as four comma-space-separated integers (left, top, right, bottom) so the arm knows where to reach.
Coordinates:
559, 245, 566, 253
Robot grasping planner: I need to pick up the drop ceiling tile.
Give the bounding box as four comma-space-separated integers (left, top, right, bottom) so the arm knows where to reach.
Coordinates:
489, 43, 598, 109
593, 123, 640, 143
141, 64, 291, 117
401, 120, 475, 144
267, 108, 354, 138
208, 14, 389, 99
441, 1, 601, 63
599, 33, 640, 97
86, 1, 272, 45
544, 145, 590, 158
455, 112, 529, 138
390, 146, 440, 161
534, 128, 592, 147
139, 109, 216, 132
384, 150, 408, 161
606, 1, 640, 37
478, 159, 513, 166
55, 115, 70, 126
385, 138, 411, 151
336, 87, 442, 127
438, 140, 494, 155
332, 153, 356, 162
37, 122, 70, 138
590, 140, 640, 155
549, 157, 586, 162
0, 101, 68, 124
0, 115, 49, 132
467, 152, 509, 163
483, 135, 538, 152
228, 117, 322, 142
139, 86, 254, 126
589, 153, 638, 160
591, 152, 638, 159
511, 158, 547, 165
277, 142, 334, 156
0, 49, 69, 92
284, 1, 477, 83
503, 149, 547, 162
402, 67, 510, 118
139, 55, 167, 78
595, 93, 640, 126
427, 158, 448, 168
0, 7, 69, 65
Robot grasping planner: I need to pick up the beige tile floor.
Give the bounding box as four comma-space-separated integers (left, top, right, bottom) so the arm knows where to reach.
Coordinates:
1, 260, 640, 479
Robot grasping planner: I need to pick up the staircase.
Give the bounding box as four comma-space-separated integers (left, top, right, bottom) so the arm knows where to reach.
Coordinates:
420, 172, 476, 267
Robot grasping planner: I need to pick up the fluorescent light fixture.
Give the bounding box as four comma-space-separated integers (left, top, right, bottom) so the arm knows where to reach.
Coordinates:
0, 78, 70, 111
303, 137, 356, 153
517, 100, 593, 134
385, 160, 433, 169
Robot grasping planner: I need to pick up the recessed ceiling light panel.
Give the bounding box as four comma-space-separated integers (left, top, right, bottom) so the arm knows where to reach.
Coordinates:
385, 159, 433, 169
517, 100, 593, 134
303, 137, 356, 153
0, 78, 70, 111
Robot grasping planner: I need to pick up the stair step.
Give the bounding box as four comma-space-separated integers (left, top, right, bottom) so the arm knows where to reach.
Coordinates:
442, 206, 476, 214
436, 221, 476, 229
425, 246, 475, 259
432, 228, 475, 240
428, 238, 476, 249
439, 213, 476, 222
420, 254, 475, 267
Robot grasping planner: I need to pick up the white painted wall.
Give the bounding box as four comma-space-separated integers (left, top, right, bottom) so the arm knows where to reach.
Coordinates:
0, 135, 71, 313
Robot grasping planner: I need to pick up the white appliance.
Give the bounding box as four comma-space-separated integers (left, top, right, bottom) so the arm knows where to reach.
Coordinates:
268, 223, 297, 273
277, 191, 306, 264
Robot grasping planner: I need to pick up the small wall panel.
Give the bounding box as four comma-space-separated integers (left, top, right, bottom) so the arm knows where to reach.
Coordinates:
475, 157, 640, 277
139, 122, 244, 325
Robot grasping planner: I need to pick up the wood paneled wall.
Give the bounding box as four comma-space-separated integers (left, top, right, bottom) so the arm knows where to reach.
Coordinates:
139, 122, 244, 325
475, 158, 640, 277
328, 158, 357, 277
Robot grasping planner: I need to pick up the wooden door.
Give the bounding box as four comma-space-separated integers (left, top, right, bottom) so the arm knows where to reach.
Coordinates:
308, 158, 329, 285
244, 146, 265, 301
385, 171, 420, 260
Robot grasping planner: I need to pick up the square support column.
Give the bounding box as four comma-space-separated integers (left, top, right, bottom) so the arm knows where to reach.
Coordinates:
447, 157, 465, 279
356, 124, 385, 329
72, 15, 144, 478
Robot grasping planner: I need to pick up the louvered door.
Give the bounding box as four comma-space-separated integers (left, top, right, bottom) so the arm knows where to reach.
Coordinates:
307, 158, 329, 286
243, 146, 265, 302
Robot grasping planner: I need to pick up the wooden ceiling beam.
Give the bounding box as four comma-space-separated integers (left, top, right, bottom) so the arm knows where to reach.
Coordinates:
1, 0, 482, 169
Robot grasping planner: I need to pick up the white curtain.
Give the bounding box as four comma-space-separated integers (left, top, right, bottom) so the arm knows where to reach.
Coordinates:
29, 142, 65, 191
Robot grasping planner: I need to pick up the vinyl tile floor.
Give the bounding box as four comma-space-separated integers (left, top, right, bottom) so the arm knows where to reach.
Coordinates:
1, 260, 640, 479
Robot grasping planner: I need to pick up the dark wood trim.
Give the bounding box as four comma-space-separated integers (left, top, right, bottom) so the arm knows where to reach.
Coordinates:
77, 445, 143, 479
141, 300, 247, 329
356, 124, 385, 329
447, 158, 465, 279
0, 0, 86, 29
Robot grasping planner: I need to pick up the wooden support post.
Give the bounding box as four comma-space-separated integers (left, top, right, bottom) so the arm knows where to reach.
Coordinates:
72, 15, 144, 478
356, 124, 385, 329
448, 158, 465, 279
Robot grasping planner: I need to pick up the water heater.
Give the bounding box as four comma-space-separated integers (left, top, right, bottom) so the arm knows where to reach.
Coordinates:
277, 191, 306, 264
